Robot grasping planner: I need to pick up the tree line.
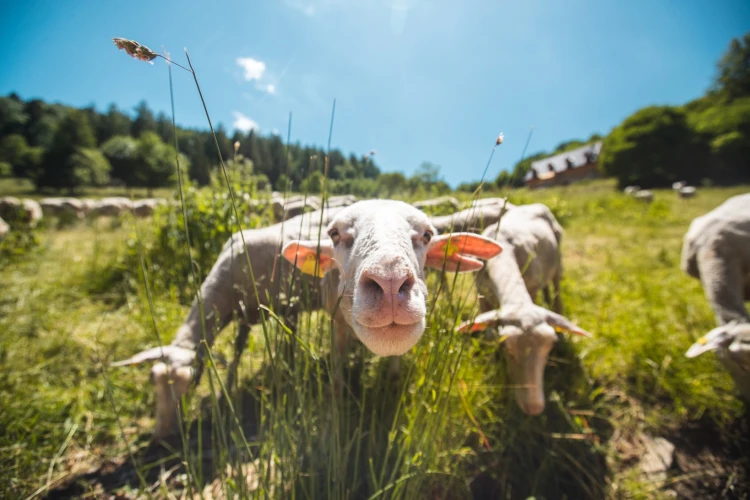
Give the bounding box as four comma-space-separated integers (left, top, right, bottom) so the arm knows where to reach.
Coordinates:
0, 95, 460, 198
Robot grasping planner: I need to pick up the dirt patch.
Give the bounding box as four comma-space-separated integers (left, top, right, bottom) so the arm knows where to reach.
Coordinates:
667, 414, 750, 499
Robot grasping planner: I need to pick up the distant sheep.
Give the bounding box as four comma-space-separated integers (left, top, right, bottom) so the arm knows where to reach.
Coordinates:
89, 197, 133, 217
40, 198, 86, 219
678, 186, 696, 199
431, 198, 516, 233
458, 204, 591, 415
0, 197, 42, 227
672, 181, 687, 191
113, 201, 502, 439
634, 190, 654, 203
132, 198, 167, 218
0, 216, 8, 241
412, 196, 460, 211
624, 186, 641, 195
682, 193, 750, 402
326, 194, 358, 208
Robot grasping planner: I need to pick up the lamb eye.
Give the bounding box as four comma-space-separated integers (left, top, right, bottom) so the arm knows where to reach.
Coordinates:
328, 228, 341, 245
422, 231, 432, 244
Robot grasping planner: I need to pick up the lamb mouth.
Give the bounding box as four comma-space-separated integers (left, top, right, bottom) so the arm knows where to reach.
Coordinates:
356, 320, 423, 336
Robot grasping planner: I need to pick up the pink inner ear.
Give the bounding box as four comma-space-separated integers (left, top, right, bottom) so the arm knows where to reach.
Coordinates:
281, 241, 335, 275
457, 320, 487, 333
447, 233, 503, 259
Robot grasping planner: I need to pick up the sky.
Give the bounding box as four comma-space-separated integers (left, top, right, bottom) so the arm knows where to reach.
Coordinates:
0, 0, 748, 187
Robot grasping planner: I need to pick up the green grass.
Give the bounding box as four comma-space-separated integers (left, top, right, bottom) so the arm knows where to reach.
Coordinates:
0, 179, 748, 499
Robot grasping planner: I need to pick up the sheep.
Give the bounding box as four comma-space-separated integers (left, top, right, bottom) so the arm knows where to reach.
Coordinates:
280, 197, 321, 220
79, 199, 97, 217
624, 186, 641, 195
113, 200, 503, 439
634, 190, 654, 203
681, 193, 750, 402
89, 197, 133, 217
431, 199, 516, 233
326, 194, 358, 208
39, 198, 86, 219
0, 216, 8, 241
672, 181, 686, 191
678, 186, 697, 199
457, 204, 591, 415
0, 197, 43, 227
412, 196, 460, 211
132, 198, 167, 218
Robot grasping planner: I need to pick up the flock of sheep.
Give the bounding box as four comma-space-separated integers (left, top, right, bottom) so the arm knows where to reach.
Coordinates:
106, 190, 750, 440
623, 181, 698, 203
0, 187, 746, 441
0, 196, 167, 240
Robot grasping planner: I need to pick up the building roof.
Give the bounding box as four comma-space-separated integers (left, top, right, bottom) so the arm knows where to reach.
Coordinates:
524, 141, 603, 182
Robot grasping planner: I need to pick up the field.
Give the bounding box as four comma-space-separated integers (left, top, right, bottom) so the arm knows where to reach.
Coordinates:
1, 179, 749, 499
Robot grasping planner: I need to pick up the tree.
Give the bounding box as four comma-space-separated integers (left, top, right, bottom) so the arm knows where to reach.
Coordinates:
0, 94, 28, 136
377, 172, 407, 197
131, 101, 156, 137
599, 106, 705, 188
101, 135, 139, 185
134, 132, 177, 195
98, 104, 132, 144
715, 32, 750, 100
69, 148, 111, 186
36, 110, 97, 190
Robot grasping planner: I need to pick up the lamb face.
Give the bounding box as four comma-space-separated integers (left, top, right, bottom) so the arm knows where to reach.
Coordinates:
283, 200, 503, 356
459, 305, 590, 415
501, 322, 559, 416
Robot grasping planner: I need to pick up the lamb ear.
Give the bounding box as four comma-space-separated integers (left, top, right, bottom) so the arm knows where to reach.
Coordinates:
111, 346, 196, 367
457, 309, 508, 333
426, 233, 502, 273
282, 239, 335, 277
685, 324, 733, 358
542, 308, 592, 337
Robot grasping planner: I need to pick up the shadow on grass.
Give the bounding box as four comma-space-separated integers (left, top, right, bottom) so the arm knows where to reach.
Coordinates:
468, 336, 614, 500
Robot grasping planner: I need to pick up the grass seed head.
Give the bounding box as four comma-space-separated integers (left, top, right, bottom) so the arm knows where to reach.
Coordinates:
113, 37, 158, 64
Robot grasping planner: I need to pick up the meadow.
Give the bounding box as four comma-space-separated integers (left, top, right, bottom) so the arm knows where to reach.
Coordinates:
1, 178, 748, 499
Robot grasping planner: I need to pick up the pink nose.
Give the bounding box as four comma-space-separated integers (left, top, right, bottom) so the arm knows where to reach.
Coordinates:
359, 269, 415, 297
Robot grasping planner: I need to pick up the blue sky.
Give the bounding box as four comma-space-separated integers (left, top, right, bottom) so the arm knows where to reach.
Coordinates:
1, 0, 748, 186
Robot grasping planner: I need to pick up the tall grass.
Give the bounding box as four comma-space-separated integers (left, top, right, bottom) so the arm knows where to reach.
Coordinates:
0, 40, 748, 498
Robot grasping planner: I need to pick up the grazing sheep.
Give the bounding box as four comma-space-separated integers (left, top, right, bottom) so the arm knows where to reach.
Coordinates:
672, 181, 686, 191
412, 196, 460, 211
681, 193, 750, 401
634, 190, 654, 203
678, 186, 697, 199
280, 197, 322, 219
326, 194, 358, 208
132, 198, 167, 218
89, 197, 133, 217
624, 186, 641, 195
458, 204, 591, 415
0, 197, 43, 227
39, 198, 86, 219
431, 198, 516, 233
0, 216, 8, 241
79, 199, 97, 217
114, 200, 502, 438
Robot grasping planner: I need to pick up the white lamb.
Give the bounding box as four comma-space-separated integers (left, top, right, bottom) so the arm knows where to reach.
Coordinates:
458, 204, 591, 415
682, 193, 750, 401
114, 200, 502, 438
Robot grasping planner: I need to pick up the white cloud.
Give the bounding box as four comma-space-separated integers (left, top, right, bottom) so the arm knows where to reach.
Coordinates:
255, 82, 276, 94
232, 112, 259, 133
236, 57, 266, 81
272, 128, 280, 135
